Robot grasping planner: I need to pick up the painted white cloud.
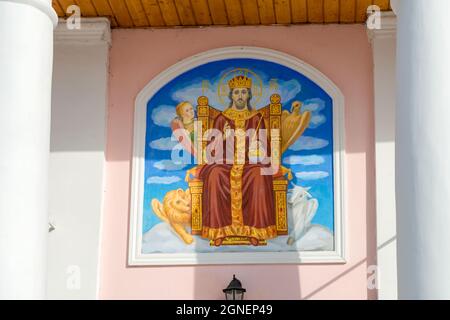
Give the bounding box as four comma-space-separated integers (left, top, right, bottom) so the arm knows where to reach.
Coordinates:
273, 79, 302, 105
302, 98, 325, 112
171, 80, 211, 107
153, 160, 187, 171
146, 176, 181, 185
151, 105, 177, 127
289, 136, 329, 151
295, 171, 329, 180
303, 98, 326, 128
141, 223, 333, 253
171, 73, 302, 110
283, 155, 325, 166
149, 137, 180, 151
310, 114, 327, 127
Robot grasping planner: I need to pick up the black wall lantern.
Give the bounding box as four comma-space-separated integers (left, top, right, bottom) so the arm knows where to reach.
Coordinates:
223, 274, 246, 300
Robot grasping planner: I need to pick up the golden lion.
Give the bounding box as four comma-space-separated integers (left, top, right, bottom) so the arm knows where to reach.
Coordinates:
151, 188, 193, 245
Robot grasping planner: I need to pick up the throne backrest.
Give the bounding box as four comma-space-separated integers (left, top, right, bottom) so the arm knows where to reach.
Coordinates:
195, 94, 283, 165
195, 97, 220, 165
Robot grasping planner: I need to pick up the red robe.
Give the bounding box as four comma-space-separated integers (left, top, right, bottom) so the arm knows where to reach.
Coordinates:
198, 109, 277, 242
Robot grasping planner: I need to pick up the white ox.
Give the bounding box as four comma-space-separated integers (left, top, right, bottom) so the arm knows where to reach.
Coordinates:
287, 184, 318, 245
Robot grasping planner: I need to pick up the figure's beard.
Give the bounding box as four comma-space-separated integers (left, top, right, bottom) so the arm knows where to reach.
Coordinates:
234, 99, 247, 110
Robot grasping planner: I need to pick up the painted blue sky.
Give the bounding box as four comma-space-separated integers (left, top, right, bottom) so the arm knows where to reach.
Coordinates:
142, 58, 334, 237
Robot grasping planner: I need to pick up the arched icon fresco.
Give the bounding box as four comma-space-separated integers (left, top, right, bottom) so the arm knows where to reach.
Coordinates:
129, 47, 345, 265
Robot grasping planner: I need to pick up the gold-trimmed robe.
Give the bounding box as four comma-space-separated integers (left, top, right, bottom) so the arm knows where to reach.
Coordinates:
198, 108, 277, 241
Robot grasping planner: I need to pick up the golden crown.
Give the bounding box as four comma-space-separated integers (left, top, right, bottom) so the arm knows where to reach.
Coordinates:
228, 75, 252, 89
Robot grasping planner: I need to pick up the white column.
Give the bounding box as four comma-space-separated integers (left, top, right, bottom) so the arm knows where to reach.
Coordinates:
0, 0, 57, 299
368, 12, 398, 300
396, 0, 450, 299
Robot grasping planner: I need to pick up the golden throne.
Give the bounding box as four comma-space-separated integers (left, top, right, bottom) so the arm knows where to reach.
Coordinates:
186, 94, 289, 246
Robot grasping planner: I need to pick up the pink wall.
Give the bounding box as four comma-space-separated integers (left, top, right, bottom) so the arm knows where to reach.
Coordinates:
100, 25, 376, 300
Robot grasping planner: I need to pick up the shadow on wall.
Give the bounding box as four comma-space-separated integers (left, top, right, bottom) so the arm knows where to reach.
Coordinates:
366, 148, 378, 301
193, 265, 301, 300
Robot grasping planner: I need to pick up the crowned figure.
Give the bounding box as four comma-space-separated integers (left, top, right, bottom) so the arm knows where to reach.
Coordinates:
197, 75, 277, 246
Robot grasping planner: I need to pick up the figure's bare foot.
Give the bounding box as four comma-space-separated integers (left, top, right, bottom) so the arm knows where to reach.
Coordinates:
250, 237, 259, 246
214, 238, 223, 246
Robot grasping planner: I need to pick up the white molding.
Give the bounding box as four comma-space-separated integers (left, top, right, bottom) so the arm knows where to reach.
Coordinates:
390, 0, 400, 15
0, 0, 58, 27
128, 46, 346, 266
54, 18, 111, 46
367, 12, 397, 43
370, 17, 398, 299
